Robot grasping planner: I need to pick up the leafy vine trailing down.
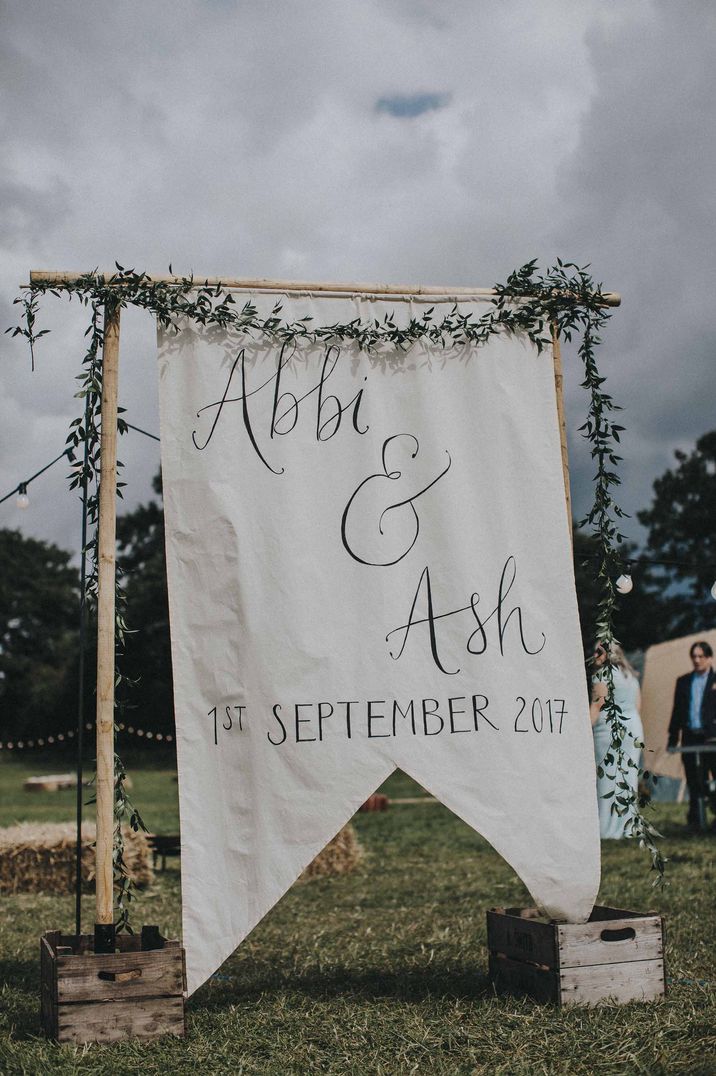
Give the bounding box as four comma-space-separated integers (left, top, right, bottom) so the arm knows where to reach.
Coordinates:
13, 291, 148, 932
8, 259, 665, 927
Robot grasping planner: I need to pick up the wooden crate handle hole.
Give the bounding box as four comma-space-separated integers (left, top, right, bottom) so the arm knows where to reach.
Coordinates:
600, 927, 636, 943
97, 968, 143, 982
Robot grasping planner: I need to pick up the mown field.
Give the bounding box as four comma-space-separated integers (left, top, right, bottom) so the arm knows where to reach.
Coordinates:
0, 758, 715, 1075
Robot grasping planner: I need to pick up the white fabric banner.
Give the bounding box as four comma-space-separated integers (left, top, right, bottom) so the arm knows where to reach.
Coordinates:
157, 293, 600, 995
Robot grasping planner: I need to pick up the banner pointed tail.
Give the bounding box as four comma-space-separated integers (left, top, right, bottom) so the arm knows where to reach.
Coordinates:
179, 751, 394, 995
395, 753, 600, 924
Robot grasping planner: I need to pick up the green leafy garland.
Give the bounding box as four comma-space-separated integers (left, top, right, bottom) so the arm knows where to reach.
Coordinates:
9, 259, 665, 926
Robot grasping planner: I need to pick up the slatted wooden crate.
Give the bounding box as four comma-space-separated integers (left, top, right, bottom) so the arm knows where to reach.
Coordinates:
487, 905, 666, 1006
40, 927, 186, 1043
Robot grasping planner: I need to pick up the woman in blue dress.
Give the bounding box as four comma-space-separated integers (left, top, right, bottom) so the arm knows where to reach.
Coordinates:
590, 642, 643, 840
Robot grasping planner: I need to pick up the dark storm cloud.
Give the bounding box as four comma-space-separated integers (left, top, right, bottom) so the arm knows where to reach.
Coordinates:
375, 93, 452, 118
552, 1, 716, 536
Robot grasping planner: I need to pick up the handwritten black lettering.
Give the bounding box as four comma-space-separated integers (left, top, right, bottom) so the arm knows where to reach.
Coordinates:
367, 700, 390, 738
392, 699, 417, 736
472, 694, 497, 730
448, 696, 470, 733
295, 703, 316, 743
267, 704, 287, 745
316, 347, 369, 441
387, 565, 459, 675
422, 698, 444, 736
317, 702, 333, 741
337, 700, 359, 739
193, 344, 368, 474
341, 435, 451, 567
387, 557, 546, 674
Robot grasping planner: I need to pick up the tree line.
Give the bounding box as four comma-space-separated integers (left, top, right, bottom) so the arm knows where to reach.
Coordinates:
2, 433, 715, 742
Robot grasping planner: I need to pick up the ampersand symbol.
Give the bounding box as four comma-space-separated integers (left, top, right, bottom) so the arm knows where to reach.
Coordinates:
340, 434, 452, 566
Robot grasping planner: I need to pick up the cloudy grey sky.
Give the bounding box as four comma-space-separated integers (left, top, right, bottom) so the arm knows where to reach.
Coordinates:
2, 0, 715, 556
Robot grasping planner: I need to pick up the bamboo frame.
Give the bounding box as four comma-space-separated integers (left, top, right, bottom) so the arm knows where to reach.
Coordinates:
31, 271, 605, 944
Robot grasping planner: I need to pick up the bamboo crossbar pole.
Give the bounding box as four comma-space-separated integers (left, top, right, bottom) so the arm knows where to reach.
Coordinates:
94, 301, 120, 951
27, 270, 621, 307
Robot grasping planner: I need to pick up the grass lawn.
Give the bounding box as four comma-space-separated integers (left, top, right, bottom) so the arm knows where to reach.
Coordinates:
1, 758, 715, 1074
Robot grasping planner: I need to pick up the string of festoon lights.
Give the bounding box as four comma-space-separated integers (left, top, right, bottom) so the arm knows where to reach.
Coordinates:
0, 421, 159, 509
0, 723, 174, 752
611, 561, 716, 600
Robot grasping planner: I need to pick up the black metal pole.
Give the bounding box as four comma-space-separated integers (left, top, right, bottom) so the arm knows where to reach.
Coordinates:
74, 401, 91, 938
693, 749, 707, 832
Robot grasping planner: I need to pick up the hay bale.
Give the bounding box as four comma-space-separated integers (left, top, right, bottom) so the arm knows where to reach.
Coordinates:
22, 773, 131, 792
358, 793, 389, 812
300, 823, 362, 881
0, 822, 153, 894
24, 774, 77, 793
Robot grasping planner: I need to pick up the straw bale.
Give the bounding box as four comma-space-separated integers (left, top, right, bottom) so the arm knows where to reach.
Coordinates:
0, 822, 153, 894
300, 823, 363, 881
24, 773, 77, 792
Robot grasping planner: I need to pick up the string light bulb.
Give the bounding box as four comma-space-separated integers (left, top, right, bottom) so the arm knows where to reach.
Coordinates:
16, 483, 29, 509
616, 573, 633, 594
711, 581, 716, 601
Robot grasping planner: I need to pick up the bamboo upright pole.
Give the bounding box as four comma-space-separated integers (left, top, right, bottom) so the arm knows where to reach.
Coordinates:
94, 300, 121, 953
551, 322, 572, 543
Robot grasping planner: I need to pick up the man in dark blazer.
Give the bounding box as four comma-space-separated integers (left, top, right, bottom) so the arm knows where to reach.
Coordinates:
667, 640, 716, 828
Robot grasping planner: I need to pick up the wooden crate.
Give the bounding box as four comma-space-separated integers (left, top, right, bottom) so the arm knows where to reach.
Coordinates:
40, 928, 186, 1043
487, 905, 666, 1006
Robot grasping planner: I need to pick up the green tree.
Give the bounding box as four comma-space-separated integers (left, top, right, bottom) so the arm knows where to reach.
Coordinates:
116, 473, 174, 735
572, 525, 667, 654
0, 528, 81, 739
637, 430, 716, 637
